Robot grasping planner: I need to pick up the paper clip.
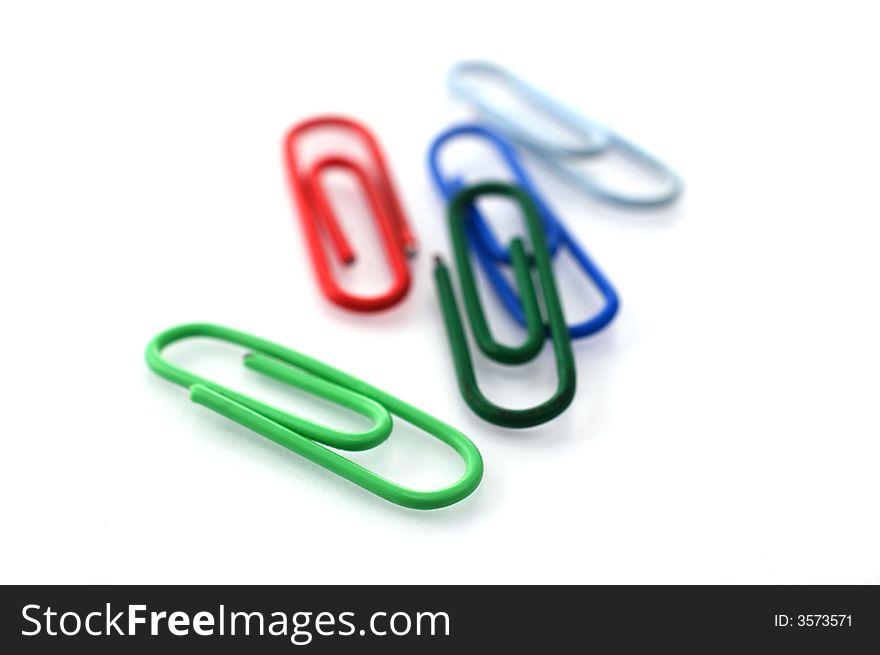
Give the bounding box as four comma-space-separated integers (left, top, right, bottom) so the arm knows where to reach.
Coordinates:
448, 60, 682, 207
284, 115, 416, 312
428, 123, 619, 339
434, 182, 576, 428
146, 323, 483, 509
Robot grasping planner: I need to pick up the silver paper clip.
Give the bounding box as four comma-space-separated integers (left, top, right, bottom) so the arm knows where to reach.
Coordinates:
448, 60, 682, 208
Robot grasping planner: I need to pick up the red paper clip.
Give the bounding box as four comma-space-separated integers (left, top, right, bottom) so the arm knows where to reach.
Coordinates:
283, 115, 417, 312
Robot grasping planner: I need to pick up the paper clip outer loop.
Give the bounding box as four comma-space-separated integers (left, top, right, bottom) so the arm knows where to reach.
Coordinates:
448, 60, 611, 159
146, 323, 483, 510
284, 115, 416, 312
433, 182, 576, 428
428, 123, 619, 339
448, 60, 682, 208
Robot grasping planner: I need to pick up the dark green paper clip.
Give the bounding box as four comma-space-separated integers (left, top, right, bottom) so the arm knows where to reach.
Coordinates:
433, 181, 576, 428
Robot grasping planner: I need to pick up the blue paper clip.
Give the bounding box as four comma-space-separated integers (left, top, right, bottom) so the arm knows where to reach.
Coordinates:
448, 60, 682, 208
428, 123, 619, 339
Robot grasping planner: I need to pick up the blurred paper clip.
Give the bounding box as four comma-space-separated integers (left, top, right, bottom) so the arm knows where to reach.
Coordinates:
434, 182, 576, 428
428, 123, 619, 339
448, 60, 682, 207
284, 115, 416, 312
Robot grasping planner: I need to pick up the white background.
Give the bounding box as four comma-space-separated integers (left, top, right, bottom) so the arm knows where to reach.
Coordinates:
2, 0, 878, 584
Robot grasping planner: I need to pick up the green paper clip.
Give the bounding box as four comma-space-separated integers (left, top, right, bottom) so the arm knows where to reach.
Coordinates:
433, 182, 576, 428
146, 323, 483, 509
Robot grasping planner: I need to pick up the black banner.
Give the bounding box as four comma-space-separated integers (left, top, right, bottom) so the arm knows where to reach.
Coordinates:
1, 585, 877, 653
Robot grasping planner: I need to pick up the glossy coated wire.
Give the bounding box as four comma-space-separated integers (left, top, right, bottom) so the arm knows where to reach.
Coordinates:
448, 60, 682, 208
428, 123, 619, 339
433, 183, 576, 428
146, 323, 483, 509
284, 115, 417, 312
